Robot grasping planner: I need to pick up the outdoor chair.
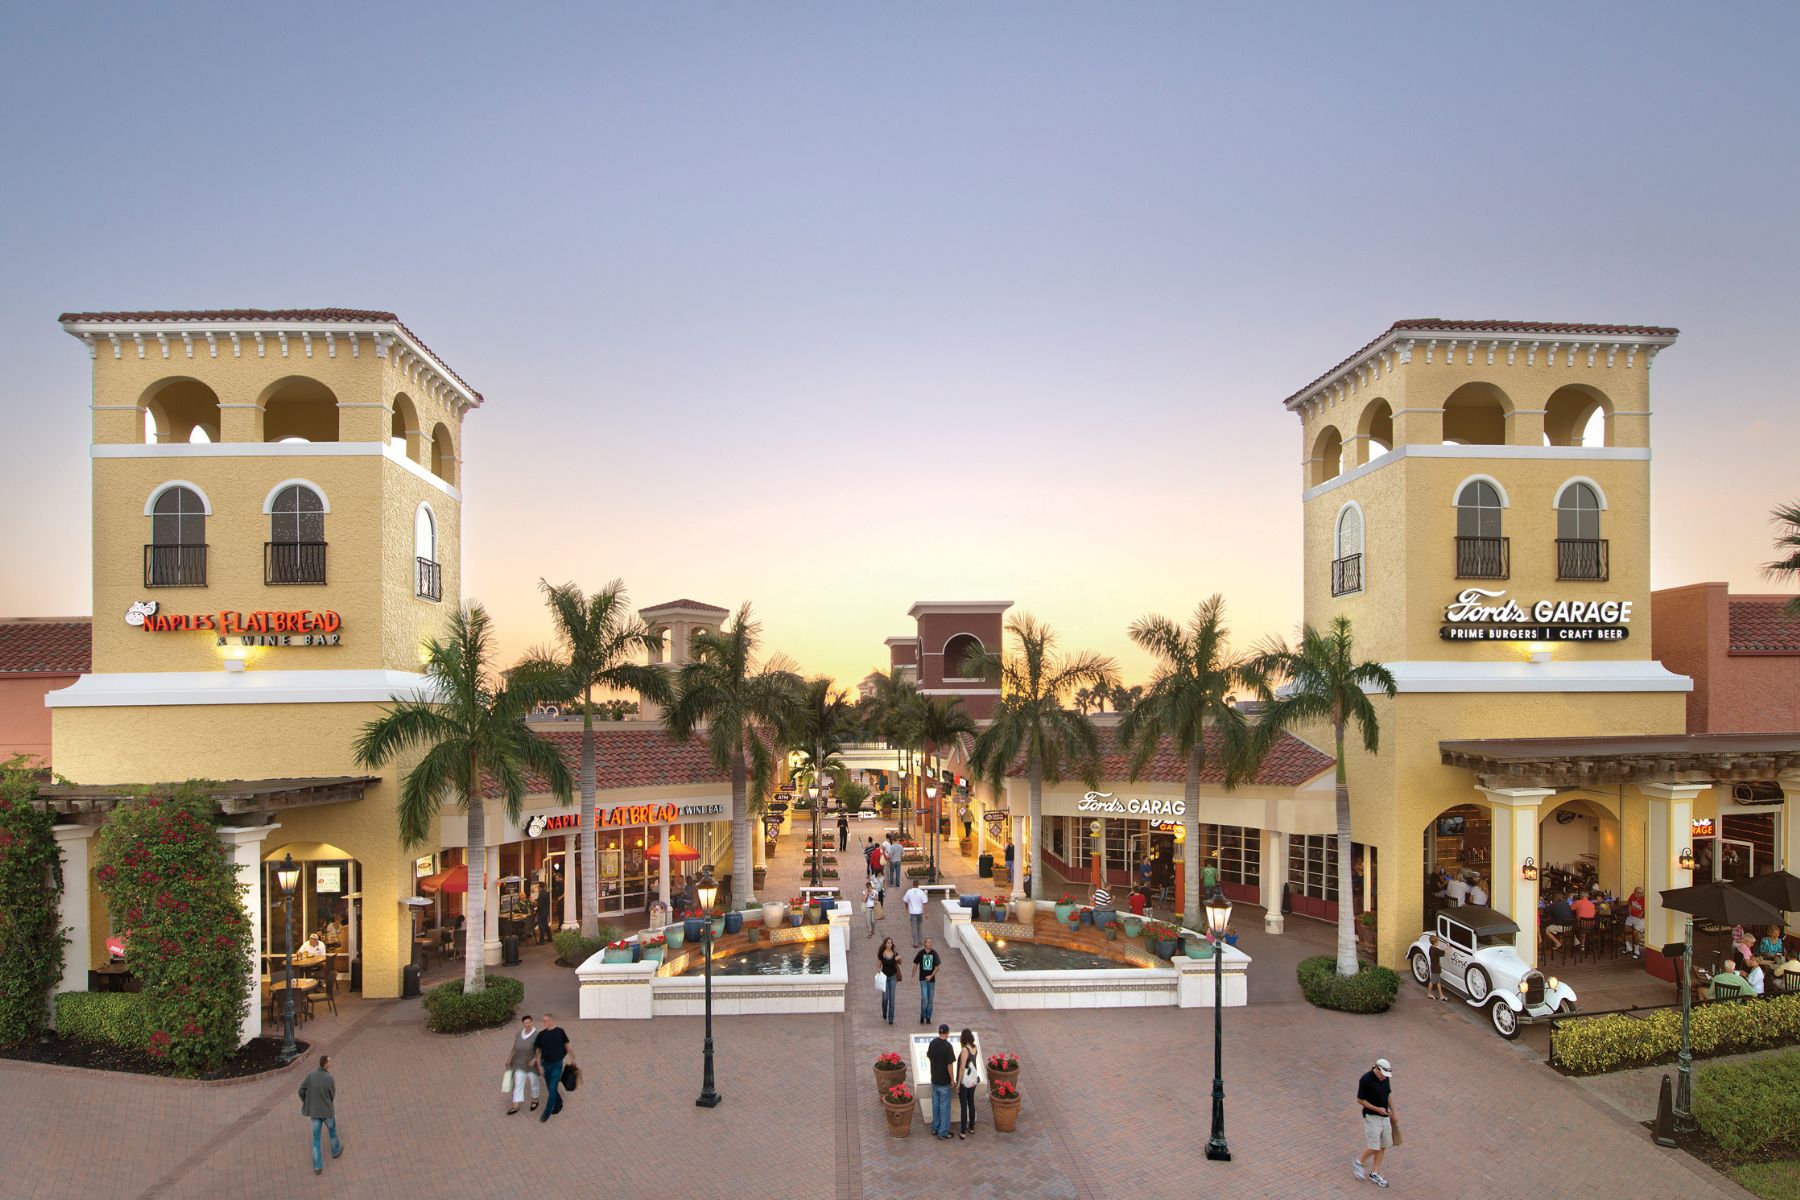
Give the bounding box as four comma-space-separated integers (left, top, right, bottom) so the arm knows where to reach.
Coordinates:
306, 960, 339, 1019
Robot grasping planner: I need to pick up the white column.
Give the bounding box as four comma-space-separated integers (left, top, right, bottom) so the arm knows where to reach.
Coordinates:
975, 795, 987, 858
561, 833, 577, 930
346, 859, 359, 981
483, 843, 501, 965
1260, 829, 1287, 934
216, 823, 280, 1049
1011, 815, 1026, 899
1479, 787, 1554, 964
51, 824, 99, 1009
1644, 783, 1709, 953
658, 831, 671, 913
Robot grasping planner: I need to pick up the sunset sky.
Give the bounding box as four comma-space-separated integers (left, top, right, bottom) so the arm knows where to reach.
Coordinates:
2, 4, 1796, 686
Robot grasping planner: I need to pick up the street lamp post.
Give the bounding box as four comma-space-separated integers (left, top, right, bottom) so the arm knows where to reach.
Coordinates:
1675, 915, 1696, 1131
695, 868, 722, 1108
808, 785, 822, 888
897, 768, 908, 842
925, 785, 940, 884
275, 853, 302, 1063
1203, 894, 1232, 1162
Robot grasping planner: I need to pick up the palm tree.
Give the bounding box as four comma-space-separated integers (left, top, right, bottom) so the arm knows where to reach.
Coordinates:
1768, 501, 1800, 616
964, 614, 1117, 899
794, 677, 856, 886
1116, 596, 1253, 925
356, 605, 573, 990
513, 579, 670, 938
1074, 686, 1093, 715
1249, 616, 1396, 977
663, 604, 803, 906
864, 668, 922, 823
901, 695, 978, 881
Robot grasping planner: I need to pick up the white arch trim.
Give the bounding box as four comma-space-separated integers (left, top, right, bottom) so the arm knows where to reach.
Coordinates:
1551, 476, 1609, 510
1450, 473, 1510, 508
260, 478, 331, 514
937, 632, 987, 658
1333, 499, 1366, 559
414, 500, 437, 557
143, 480, 213, 516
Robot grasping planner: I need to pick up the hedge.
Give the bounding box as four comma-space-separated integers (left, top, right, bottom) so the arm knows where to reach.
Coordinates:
1550, 993, 1800, 1075
1693, 1051, 1800, 1158
1296, 955, 1400, 1014
421, 975, 525, 1033
0, 759, 66, 1044
55, 991, 155, 1049
552, 927, 622, 967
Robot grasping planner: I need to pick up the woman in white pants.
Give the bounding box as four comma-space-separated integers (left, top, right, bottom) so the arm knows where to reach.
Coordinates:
864, 881, 881, 937
504, 1014, 543, 1114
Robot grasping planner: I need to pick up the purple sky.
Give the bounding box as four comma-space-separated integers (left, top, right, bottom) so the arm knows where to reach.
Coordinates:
2, 3, 1796, 683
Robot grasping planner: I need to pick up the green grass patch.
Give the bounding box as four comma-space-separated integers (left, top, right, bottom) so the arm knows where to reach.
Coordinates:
1734, 1160, 1800, 1200
1693, 1052, 1800, 1159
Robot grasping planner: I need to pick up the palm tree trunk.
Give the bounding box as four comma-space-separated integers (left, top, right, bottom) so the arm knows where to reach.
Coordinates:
465, 785, 487, 992
579, 689, 599, 938
1183, 746, 1202, 925
1334, 720, 1357, 977
732, 754, 755, 905
1025, 760, 1043, 902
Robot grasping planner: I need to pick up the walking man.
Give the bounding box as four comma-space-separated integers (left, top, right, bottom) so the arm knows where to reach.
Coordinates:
837, 812, 850, 852
298, 1053, 341, 1175
902, 881, 929, 947
914, 936, 941, 1024
926, 1024, 957, 1140
534, 885, 552, 946
533, 1012, 573, 1123
866, 837, 883, 885
885, 834, 903, 888
1354, 1057, 1395, 1188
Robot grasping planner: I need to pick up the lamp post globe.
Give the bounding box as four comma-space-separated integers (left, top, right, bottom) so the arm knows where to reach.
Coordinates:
275, 853, 302, 1063
695, 867, 722, 1108
925, 785, 940, 884
1204, 895, 1232, 1161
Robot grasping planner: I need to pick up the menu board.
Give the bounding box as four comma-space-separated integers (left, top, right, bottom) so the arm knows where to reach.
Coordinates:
314, 866, 342, 893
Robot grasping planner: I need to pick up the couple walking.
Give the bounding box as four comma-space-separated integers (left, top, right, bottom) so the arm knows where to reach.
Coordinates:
924, 1025, 982, 1139
501, 1012, 576, 1121
875, 935, 942, 1025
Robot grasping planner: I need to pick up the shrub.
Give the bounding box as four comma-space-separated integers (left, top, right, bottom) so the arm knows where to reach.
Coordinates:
421, 975, 525, 1033
54, 991, 154, 1048
0, 758, 67, 1044
552, 926, 622, 967
1296, 955, 1400, 1014
1693, 1051, 1800, 1158
94, 786, 253, 1075
1550, 994, 1800, 1075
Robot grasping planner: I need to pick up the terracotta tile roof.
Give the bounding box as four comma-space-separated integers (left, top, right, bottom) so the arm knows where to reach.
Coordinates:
0, 619, 92, 674
57, 308, 482, 405
1005, 726, 1333, 788
1730, 599, 1800, 654
640, 599, 730, 615
1282, 317, 1680, 409
488, 726, 736, 797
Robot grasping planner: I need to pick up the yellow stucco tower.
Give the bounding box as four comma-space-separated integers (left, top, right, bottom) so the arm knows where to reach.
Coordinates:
1287, 318, 1697, 966
50, 308, 479, 1000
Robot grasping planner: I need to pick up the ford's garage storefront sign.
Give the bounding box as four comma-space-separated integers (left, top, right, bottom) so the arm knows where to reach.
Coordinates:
1439, 588, 1632, 642
1077, 791, 1187, 817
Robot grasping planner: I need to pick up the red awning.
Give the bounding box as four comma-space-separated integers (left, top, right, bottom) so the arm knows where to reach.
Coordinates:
418, 864, 469, 894
644, 837, 700, 862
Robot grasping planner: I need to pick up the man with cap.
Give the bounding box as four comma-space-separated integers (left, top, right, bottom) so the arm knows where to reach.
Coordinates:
1354, 1057, 1395, 1187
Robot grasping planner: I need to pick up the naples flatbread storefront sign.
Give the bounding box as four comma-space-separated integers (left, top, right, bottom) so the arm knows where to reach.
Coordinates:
125, 600, 343, 647
1440, 588, 1631, 642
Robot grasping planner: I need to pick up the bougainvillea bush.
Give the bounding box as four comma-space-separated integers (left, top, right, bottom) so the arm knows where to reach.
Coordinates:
95, 786, 252, 1075
0, 756, 66, 1044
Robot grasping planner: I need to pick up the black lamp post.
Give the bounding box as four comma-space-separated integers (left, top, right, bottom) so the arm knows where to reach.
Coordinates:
925, 785, 940, 884
897, 767, 908, 840
808, 784, 822, 887
695, 867, 722, 1108
1203, 893, 1232, 1161
275, 853, 302, 1063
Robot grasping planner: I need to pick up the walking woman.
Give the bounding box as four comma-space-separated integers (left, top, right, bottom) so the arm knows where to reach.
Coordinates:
955, 1028, 980, 1138
503, 1014, 542, 1114
864, 879, 881, 938
877, 936, 901, 1025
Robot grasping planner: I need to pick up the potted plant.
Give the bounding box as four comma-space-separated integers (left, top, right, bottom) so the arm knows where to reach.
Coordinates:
709, 908, 727, 938
882, 1083, 916, 1138
1078, 906, 1095, 928
683, 910, 707, 942
641, 934, 667, 963
1014, 897, 1037, 925
602, 939, 635, 964
873, 1050, 906, 1097
1147, 921, 1179, 960
666, 922, 686, 950
989, 1080, 1021, 1132
723, 908, 745, 936
986, 1051, 1020, 1092
1054, 894, 1076, 924
818, 895, 836, 917
753, 865, 767, 890
1356, 910, 1377, 956
762, 899, 788, 931
1121, 914, 1143, 938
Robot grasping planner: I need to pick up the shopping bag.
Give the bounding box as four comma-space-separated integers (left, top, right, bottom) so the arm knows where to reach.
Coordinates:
1390, 1114, 1402, 1147
874, 970, 887, 995
562, 1062, 581, 1091
501, 1068, 513, 1093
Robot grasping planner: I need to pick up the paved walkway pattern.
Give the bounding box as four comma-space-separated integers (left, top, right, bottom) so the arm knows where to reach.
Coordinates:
0, 823, 1751, 1199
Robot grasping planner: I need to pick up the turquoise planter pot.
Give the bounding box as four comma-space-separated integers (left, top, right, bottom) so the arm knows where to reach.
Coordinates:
710, 917, 726, 938
666, 927, 686, 950
602, 947, 633, 964
642, 944, 666, 963
1054, 903, 1075, 924
1122, 916, 1143, 938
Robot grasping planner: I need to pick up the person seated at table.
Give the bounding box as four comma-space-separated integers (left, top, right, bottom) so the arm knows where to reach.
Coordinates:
1709, 959, 1753, 1000
1570, 891, 1597, 948
1731, 925, 1757, 965
1467, 875, 1489, 907
1623, 887, 1646, 958
300, 932, 328, 958
1544, 893, 1576, 950
1443, 873, 1470, 906
1757, 926, 1786, 960
1745, 956, 1768, 996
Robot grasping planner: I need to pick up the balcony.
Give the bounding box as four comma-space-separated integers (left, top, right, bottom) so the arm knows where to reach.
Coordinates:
1455, 536, 1510, 580
415, 556, 443, 602
144, 543, 208, 588
1331, 553, 1363, 596
1556, 538, 1610, 582
265, 541, 327, 585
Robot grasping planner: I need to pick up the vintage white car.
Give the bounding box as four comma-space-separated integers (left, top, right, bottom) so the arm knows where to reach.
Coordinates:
1407, 905, 1578, 1039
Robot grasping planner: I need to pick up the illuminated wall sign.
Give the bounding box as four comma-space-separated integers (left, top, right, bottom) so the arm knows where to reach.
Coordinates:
677, 803, 726, 817
1439, 588, 1630, 643
983, 809, 1010, 826
1691, 817, 1716, 839
1078, 791, 1187, 817
126, 601, 344, 646
525, 813, 582, 837
525, 803, 717, 837
601, 804, 678, 827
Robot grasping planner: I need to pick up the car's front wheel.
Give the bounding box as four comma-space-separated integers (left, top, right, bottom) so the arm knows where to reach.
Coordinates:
1490, 1001, 1520, 1039
1409, 952, 1430, 987
1466, 965, 1492, 1002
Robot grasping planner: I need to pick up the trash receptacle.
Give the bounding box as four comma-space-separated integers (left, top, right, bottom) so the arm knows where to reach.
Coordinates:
350, 958, 363, 994
978, 853, 994, 878
402, 963, 421, 998
503, 934, 520, 965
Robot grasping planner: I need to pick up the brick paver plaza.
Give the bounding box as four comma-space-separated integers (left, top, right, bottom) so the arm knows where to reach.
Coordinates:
1, 830, 1750, 1199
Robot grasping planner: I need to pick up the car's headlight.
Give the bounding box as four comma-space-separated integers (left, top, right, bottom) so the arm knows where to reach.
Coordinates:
1519, 978, 1530, 993
1548, 976, 1560, 991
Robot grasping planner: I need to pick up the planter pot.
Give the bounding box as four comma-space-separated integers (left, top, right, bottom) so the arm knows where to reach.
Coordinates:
641, 944, 665, 963
990, 1093, 1021, 1133
988, 1065, 1020, 1094
1068, 921, 1081, 934
1054, 903, 1075, 924
602, 947, 633, 964
1104, 925, 1119, 941
1224, 933, 1239, 947
959, 894, 979, 909
683, 917, 706, 942
883, 1097, 915, 1138
666, 926, 685, 950
763, 902, 788, 931
1014, 899, 1037, 925
723, 911, 745, 936
1078, 909, 1095, 928
753, 866, 767, 889
790, 912, 804, 928
1188, 937, 1214, 959
818, 898, 836, 916
1093, 908, 1118, 930
873, 1064, 906, 1100
1122, 916, 1143, 938
1152, 938, 1177, 960
710, 917, 726, 938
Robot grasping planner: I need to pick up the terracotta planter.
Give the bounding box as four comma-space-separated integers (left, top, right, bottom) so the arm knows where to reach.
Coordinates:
989, 1092, 1021, 1133
873, 1064, 906, 1099
988, 1065, 1019, 1093
882, 1095, 916, 1138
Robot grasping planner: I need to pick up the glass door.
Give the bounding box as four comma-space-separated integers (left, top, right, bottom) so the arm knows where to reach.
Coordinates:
1719, 839, 1755, 884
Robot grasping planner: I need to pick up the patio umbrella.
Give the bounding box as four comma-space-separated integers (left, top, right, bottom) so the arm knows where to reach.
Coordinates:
417, 864, 469, 894
1733, 871, 1800, 915
1659, 881, 1782, 927
644, 837, 700, 862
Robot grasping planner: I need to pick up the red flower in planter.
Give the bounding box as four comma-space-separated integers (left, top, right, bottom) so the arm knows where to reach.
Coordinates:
986, 1052, 1019, 1071
875, 1052, 904, 1069
884, 1083, 914, 1104
991, 1081, 1019, 1100
607, 939, 631, 949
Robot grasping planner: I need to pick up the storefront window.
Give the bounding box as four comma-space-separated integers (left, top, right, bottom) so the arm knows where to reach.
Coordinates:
1104, 818, 1131, 873
1289, 834, 1340, 903
1050, 817, 1066, 860
1201, 824, 1261, 887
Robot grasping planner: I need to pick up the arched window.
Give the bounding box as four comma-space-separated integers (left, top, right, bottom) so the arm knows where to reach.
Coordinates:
1454, 479, 1508, 579
1332, 505, 1363, 596
1442, 383, 1511, 446
266, 484, 326, 584
430, 422, 456, 485
414, 503, 441, 601
390, 393, 420, 460
942, 633, 989, 682
1311, 425, 1345, 487
1555, 481, 1607, 580
147, 485, 208, 587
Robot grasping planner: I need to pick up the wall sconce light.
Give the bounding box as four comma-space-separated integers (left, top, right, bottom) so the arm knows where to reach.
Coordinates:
1521, 857, 1538, 882
1678, 846, 1695, 871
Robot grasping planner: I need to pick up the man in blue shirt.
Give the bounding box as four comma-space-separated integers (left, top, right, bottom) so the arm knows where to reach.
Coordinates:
1545, 893, 1577, 952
